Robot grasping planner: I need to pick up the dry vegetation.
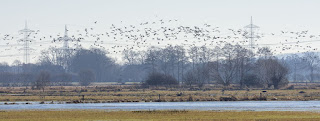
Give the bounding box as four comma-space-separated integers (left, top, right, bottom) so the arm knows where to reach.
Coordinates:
0, 110, 319, 121
0, 83, 320, 103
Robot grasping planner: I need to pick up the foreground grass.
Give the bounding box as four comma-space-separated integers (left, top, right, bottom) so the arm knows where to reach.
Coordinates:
0, 110, 320, 121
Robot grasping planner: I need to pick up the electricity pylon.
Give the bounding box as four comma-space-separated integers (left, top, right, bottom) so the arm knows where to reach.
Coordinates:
244, 16, 260, 51
57, 25, 74, 72
19, 21, 34, 64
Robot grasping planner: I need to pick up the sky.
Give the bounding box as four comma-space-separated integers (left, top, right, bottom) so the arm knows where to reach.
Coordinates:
1, 0, 320, 64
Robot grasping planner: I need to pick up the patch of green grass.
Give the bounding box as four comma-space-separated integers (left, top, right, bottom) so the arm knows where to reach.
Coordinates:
0, 110, 319, 121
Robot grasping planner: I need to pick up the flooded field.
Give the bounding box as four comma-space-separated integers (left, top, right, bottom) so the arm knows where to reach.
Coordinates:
1, 101, 320, 111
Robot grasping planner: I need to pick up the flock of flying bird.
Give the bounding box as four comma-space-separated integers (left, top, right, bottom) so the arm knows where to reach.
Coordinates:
0, 19, 320, 62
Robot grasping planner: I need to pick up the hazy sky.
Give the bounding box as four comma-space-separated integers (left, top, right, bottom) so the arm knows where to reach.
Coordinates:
1, 0, 320, 33
1, 0, 320, 64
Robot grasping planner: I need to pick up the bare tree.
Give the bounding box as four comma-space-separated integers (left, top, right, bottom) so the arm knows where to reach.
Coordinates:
122, 49, 139, 65
78, 70, 95, 86
184, 70, 197, 87
12, 60, 22, 74
175, 45, 188, 84
199, 45, 213, 63
257, 47, 273, 59
137, 50, 147, 64
188, 46, 200, 71
145, 46, 160, 73
34, 71, 51, 92
256, 58, 289, 89
285, 54, 303, 82
302, 52, 320, 83
70, 48, 116, 82
256, 47, 274, 88
39, 47, 75, 70
233, 44, 254, 88
158, 46, 176, 76
209, 44, 238, 87
268, 59, 289, 89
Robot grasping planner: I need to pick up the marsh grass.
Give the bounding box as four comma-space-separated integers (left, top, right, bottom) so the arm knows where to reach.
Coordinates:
0, 85, 320, 102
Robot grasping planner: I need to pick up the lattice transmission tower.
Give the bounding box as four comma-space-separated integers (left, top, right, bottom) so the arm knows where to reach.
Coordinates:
57, 25, 74, 71
19, 21, 34, 64
244, 16, 260, 51
58, 25, 74, 50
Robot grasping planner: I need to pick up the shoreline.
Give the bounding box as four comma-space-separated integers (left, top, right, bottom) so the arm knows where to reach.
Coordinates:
1, 99, 320, 105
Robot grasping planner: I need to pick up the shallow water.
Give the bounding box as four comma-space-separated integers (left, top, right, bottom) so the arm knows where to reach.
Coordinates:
1, 101, 320, 111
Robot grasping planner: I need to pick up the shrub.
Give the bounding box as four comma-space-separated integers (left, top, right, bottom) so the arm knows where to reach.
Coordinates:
33, 71, 50, 91
144, 72, 178, 86
78, 70, 95, 86
243, 74, 263, 88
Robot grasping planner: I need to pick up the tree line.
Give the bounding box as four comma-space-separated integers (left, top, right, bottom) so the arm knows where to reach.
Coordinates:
0, 43, 320, 89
